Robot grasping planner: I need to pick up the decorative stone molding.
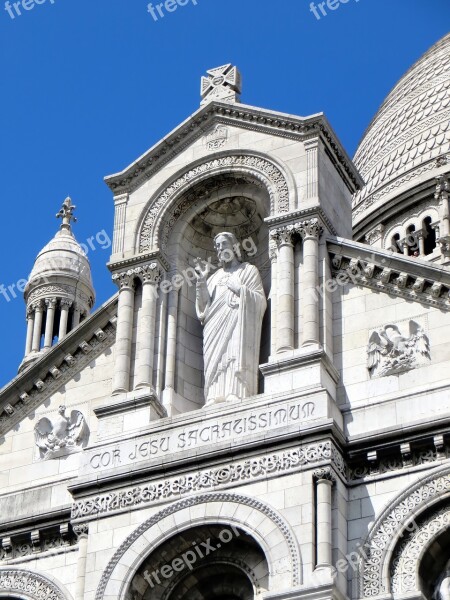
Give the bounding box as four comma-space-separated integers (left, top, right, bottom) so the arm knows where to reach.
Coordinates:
105, 107, 360, 195
391, 505, 450, 594
329, 248, 450, 311
0, 525, 77, 562
72, 440, 344, 519
94, 492, 302, 600
0, 567, 72, 599
139, 154, 292, 253
359, 464, 450, 597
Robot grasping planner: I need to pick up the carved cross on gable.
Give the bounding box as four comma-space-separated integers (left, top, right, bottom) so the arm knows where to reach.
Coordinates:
200, 64, 242, 106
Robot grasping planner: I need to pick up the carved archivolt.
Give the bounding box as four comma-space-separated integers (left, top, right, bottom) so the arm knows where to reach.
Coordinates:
0, 567, 72, 600
359, 465, 450, 597
391, 505, 450, 594
94, 492, 302, 600
138, 154, 293, 253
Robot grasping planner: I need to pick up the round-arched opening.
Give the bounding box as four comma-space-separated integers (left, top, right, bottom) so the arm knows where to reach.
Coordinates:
419, 524, 450, 600
126, 525, 269, 600
423, 216, 437, 256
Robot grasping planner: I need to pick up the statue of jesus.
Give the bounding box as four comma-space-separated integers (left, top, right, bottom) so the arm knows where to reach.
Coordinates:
195, 232, 267, 406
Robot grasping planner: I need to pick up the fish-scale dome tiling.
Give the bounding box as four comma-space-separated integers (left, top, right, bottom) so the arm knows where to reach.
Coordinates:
353, 33, 450, 225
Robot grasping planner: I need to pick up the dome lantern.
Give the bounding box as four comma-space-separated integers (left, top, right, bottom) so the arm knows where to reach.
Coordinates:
19, 198, 96, 371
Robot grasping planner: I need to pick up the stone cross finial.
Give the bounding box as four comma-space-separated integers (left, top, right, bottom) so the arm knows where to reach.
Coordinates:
200, 64, 242, 106
56, 197, 77, 230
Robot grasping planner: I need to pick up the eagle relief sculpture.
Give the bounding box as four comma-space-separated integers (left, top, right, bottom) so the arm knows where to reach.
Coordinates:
34, 405, 88, 460
367, 320, 431, 377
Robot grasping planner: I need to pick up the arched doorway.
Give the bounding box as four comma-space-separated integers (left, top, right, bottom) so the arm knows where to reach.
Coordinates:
126, 525, 269, 600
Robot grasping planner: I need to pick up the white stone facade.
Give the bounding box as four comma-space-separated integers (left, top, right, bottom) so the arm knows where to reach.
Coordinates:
1, 34, 450, 600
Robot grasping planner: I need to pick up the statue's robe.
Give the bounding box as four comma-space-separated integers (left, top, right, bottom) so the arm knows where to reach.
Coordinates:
196, 262, 266, 404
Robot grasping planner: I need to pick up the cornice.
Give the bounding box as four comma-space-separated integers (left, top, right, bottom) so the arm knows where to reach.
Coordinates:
328, 237, 450, 310
104, 101, 362, 195
0, 295, 118, 436
265, 207, 337, 236
107, 251, 170, 273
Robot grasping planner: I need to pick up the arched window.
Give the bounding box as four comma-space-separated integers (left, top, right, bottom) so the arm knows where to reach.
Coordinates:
423, 216, 437, 256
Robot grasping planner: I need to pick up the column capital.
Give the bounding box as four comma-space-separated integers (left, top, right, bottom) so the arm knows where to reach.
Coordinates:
26, 305, 35, 317
296, 218, 324, 241
73, 523, 89, 540
45, 298, 58, 308
60, 298, 73, 308
31, 300, 44, 313
112, 269, 138, 290
313, 466, 336, 484
137, 262, 163, 285
270, 225, 297, 248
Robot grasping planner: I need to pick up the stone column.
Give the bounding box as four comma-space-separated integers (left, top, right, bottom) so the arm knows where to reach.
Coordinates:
73, 524, 89, 600
313, 467, 335, 569
436, 175, 450, 237
417, 231, 425, 256
273, 226, 296, 353
43, 299, 57, 350
112, 270, 136, 395
163, 287, 180, 404
31, 301, 44, 352
72, 304, 81, 328
269, 235, 278, 355
135, 263, 162, 390
58, 299, 72, 340
25, 307, 35, 356
156, 290, 168, 396
298, 219, 323, 346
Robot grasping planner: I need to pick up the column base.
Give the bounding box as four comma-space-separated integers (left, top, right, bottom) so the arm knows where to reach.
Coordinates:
261, 345, 340, 400
94, 388, 166, 440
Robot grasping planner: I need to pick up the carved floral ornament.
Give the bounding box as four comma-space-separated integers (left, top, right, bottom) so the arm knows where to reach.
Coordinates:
0, 567, 71, 600
359, 464, 450, 598
138, 154, 293, 253
269, 219, 324, 248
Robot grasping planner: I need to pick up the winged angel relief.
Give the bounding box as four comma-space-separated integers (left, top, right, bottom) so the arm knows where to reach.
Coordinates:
367, 320, 430, 377
34, 405, 88, 460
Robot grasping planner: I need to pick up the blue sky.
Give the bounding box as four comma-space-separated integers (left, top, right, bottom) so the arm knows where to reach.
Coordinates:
0, 0, 448, 384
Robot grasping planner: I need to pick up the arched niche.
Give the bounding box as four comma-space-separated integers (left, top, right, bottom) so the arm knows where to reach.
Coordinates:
95, 492, 302, 600
135, 156, 284, 415
0, 568, 73, 600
